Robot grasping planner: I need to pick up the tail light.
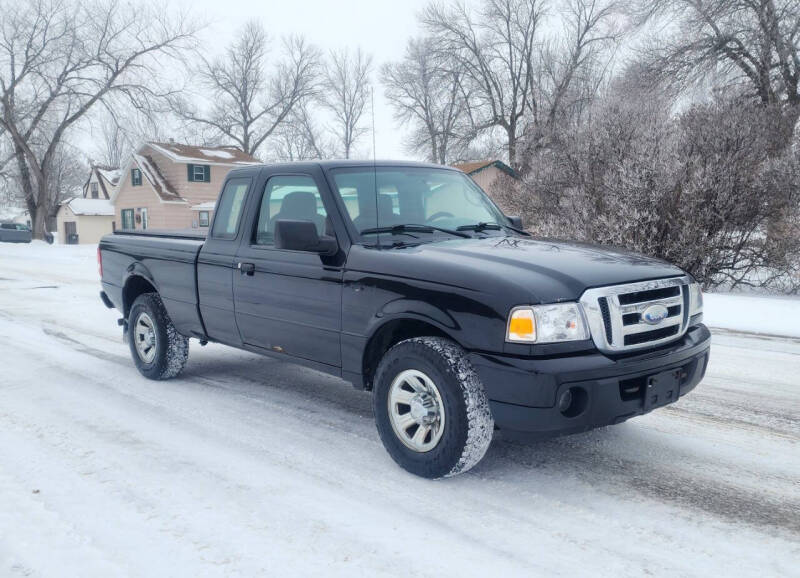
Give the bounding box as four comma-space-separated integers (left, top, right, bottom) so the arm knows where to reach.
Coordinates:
97, 246, 103, 278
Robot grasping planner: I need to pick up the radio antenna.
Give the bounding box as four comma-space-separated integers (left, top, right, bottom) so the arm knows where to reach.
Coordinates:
371, 85, 377, 162
371, 84, 379, 230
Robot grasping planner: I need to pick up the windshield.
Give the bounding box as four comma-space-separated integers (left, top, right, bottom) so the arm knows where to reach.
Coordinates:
329, 167, 507, 240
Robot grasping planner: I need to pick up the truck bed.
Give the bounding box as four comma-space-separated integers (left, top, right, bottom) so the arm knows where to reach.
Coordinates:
113, 228, 207, 240
100, 231, 206, 338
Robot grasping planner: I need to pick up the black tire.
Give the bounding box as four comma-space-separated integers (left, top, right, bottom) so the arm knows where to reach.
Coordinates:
373, 337, 494, 479
127, 293, 189, 380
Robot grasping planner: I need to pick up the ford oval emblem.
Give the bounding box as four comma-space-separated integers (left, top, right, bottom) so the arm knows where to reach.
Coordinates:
641, 304, 669, 325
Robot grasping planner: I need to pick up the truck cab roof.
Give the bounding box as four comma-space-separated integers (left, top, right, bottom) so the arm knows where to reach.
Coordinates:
225, 160, 461, 178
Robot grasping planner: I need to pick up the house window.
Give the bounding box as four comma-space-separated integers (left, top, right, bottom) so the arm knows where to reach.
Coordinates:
131, 168, 142, 186
139, 208, 149, 230
121, 208, 135, 229
199, 211, 210, 227
188, 164, 210, 182
91, 182, 99, 198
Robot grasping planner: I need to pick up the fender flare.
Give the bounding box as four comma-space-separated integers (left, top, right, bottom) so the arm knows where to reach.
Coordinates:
357, 300, 464, 387
121, 262, 159, 314
364, 298, 461, 343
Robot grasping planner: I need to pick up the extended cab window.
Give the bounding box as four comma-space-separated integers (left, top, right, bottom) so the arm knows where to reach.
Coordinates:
211, 178, 250, 239
253, 175, 327, 245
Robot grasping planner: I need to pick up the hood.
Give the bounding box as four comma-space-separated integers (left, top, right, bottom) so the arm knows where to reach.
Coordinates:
348, 236, 686, 303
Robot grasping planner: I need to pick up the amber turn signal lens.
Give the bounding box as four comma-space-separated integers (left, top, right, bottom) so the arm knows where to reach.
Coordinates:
507, 308, 536, 342
509, 317, 533, 335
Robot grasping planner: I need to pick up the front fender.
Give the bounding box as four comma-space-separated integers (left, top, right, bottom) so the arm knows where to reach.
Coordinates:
376, 298, 459, 332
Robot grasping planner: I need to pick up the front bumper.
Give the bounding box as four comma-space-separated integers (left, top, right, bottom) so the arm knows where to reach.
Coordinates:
468, 324, 711, 438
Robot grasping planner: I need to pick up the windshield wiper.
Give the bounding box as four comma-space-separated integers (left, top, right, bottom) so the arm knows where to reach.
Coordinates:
457, 220, 531, 236
456, 222, 503, 232
360, 224, 471, 239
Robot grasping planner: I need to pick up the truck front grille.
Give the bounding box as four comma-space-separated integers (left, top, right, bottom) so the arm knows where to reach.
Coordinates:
579, 276, 692, 354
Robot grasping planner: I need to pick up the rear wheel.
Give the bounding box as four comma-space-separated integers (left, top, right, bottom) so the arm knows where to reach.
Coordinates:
373, 337, 494, 478
128, 293, 189, 380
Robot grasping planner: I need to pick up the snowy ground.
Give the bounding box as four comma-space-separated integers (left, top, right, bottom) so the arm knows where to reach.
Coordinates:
0, 242, 798, 577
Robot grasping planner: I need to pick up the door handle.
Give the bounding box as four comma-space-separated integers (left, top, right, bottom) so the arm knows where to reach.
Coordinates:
238, 262, 255, 276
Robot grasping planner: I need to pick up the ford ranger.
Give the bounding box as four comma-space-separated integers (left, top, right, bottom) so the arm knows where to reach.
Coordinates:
98, 161, 710, 478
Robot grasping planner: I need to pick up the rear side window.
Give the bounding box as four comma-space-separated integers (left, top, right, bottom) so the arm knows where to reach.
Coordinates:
211, 178, 251, 239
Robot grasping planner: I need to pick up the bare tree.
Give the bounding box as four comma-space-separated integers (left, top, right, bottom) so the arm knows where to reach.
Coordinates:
322, 47, 373, 159
422, 0, 545, 169
268, 100, 333, 161
382, 37, 472, 164
630, 0, 800, 143
0, 0, 197, 239
45, 143, 87, 227
538, 2, 619, 127
175, 21, 319, 158
422, 0, 618, 170
86, 109, 135, 169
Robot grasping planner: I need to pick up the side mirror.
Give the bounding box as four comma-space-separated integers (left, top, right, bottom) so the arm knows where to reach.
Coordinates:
506, 215, 524, 230
274, 219, 338, 256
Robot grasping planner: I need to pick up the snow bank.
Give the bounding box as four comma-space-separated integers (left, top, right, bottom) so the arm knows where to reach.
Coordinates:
704, 292, 800, 338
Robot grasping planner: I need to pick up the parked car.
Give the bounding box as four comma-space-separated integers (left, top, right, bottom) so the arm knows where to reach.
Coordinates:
98, 161, 710, 478
0, 222, 32, 243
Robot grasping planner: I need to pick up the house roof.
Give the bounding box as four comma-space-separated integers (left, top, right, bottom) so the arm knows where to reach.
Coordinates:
147, 142, 260, 166
132, 153, 186, 203
97, 167, 121, 185
83, 165, 120, 200
452, 160, 516, 178
113, 141, 255, 205
190, 201, 217, 211
65, 198, 115, 216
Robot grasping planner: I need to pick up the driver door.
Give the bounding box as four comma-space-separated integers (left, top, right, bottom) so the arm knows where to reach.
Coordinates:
232, 169, 344, 368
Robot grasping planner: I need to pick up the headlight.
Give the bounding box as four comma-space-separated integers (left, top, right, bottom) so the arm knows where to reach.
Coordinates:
688, 282, 703, 319
506, 303, 590, 344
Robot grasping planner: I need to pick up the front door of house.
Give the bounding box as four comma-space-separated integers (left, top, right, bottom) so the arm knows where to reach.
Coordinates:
121, 209, 134, 230
64, 221, 77, 244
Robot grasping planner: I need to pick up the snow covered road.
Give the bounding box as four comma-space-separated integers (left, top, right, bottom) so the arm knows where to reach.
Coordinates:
0, 243, 798, 576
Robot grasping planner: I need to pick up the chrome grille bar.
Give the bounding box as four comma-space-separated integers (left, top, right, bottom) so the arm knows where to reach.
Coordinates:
580, 276, 692, 353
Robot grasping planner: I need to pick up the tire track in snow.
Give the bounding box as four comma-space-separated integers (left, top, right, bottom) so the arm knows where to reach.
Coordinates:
664, 403, 799, 441
16, 315, 800, 540
0, 323, 549, 575
486, 435, 800, 536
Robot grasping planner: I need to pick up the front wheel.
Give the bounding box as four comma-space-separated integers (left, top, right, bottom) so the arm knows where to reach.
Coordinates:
373, 337, 494, 478
128, 293, 189, 380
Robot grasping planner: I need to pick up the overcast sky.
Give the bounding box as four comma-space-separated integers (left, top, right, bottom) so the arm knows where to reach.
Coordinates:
180, 0, 434, 161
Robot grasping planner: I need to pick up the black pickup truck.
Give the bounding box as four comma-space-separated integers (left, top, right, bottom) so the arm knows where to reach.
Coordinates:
99, 161, 710, 478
